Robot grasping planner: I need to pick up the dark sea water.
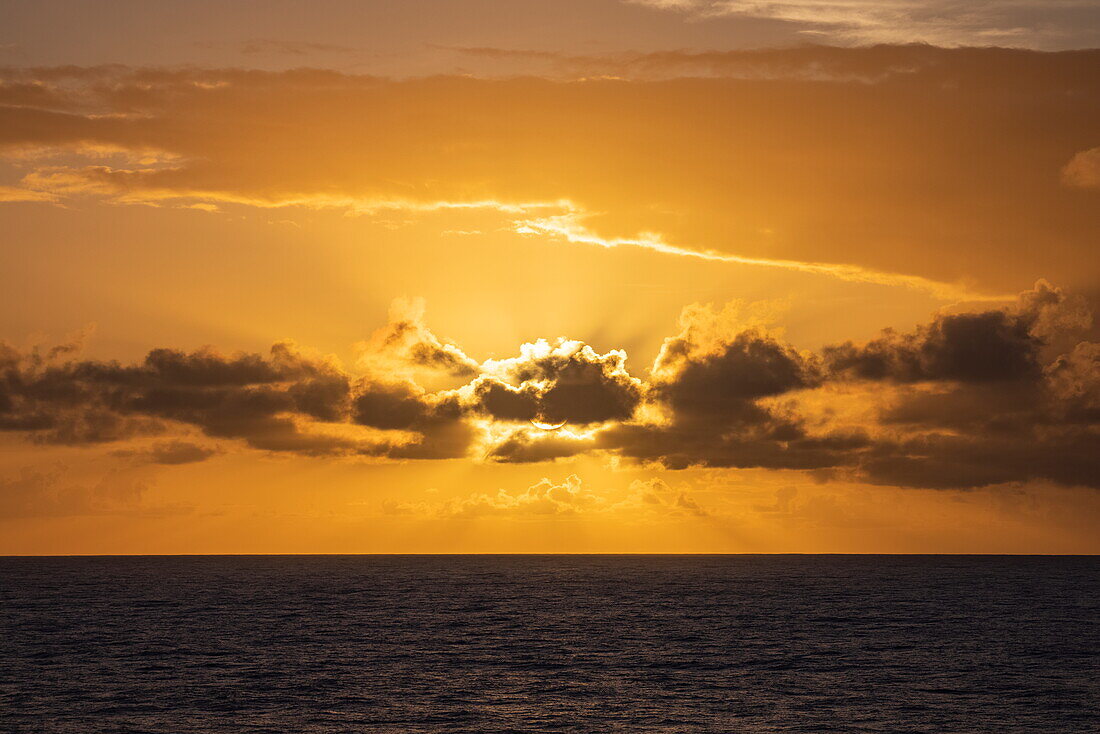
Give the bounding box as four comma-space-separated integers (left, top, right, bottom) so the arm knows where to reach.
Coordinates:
1, 556, 1098, 733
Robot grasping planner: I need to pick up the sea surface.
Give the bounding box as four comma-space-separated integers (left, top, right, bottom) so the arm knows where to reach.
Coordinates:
1, 555, 1098, 733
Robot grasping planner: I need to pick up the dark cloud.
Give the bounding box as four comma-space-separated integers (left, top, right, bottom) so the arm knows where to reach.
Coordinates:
351, 381, 433, 430
808, 282, 1100, 488
351, 380, 473, 459
470, 378, 540, 422
112, 439, 219, 465
476, 340, 644, 425
876, 382, 1042, 433
581, 310, 853, 471
288, 372, 351, 422
825, 311, 1040, 383
824, 282, 1088, 383
0, 340, 448, 458
386, 417, 477, 460
592, 284, 1100, 488
861, 431, 1100, 490
598, 421, 870, 472
654, 329, 819, 424
485, 428, 592, 464
2, 285, 1098, 489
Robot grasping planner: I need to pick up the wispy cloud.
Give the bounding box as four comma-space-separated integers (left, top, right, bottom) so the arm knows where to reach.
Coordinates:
2, 58, 1095, 294
628, 0, 1100, 47
191, 39, 358, 57
514, 211, 1008, 301
0, 185, 56, 204
240, 39, 356, 56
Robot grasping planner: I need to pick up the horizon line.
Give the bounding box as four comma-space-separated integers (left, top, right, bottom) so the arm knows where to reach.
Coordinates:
3, 552, 1097, 558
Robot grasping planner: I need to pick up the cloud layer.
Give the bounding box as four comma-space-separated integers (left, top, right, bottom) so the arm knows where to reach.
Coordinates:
2, 46, 1099, 294
384, 474, 708, 518
628, 0, 1100, 47
2, 281, 1097, 490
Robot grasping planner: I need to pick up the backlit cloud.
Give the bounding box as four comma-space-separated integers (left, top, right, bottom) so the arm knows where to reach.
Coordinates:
514, 211, 995, 300
2, 284, 1097, 490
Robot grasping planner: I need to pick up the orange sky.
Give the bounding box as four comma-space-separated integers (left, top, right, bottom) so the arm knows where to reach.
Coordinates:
1, 2, 1099, 553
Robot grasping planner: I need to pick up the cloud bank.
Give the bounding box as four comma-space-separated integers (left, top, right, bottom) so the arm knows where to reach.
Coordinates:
2, 281, 1097, 491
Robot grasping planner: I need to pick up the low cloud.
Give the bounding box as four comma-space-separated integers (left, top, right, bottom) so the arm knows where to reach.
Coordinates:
824, 281, 1089, 383
2, 284, 1098, 490
384, 474, 709, 518
0, 467, 186, 519
112, 439, 220, 465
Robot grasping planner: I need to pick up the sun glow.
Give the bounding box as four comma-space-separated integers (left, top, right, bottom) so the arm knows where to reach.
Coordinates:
531, 420, 568, 430
1, 22, 1098, 555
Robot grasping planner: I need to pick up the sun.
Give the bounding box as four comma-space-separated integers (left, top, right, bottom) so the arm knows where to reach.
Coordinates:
530, 419, 567, 430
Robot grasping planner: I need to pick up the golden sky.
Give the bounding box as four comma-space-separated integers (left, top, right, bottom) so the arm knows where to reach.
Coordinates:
2, 1, 1099, 553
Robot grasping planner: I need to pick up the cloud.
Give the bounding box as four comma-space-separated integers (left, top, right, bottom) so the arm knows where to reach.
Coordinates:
384, 474, 709, 518
627, 0, 1100, 47
2, 52, 1099, 293
859, 431, 1100, 490
626, 477, 710, 517
755, 485, 799, 514
360, 297, 480, 380
0, 319, 481, 462
0, 467, 183, 519
0, 338, 419, 458
0, 185, 55, 203
824, 281, 1089, 383
444, 43, 1097, 84
477, 339, 645, 425
653, 317, 819, 415
445, 475, 601, 517
1062, 147, 1100, 189
238, 39, 356, 57
593, 300, 863, 471
809, 282, 1100, 488
1047, 341, 1100, 417
597, 283, 1100, 487
483, 427, 597, 463
514, 210, 996, 300
111, 439, 220, 465
350, 380, 474, 459
2, 287, 1098, 489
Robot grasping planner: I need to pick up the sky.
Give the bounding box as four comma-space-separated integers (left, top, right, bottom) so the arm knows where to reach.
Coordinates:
1, 1, 1099, 554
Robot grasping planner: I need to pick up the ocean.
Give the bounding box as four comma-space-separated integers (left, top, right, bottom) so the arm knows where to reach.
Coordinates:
1, 555, 1098, 732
